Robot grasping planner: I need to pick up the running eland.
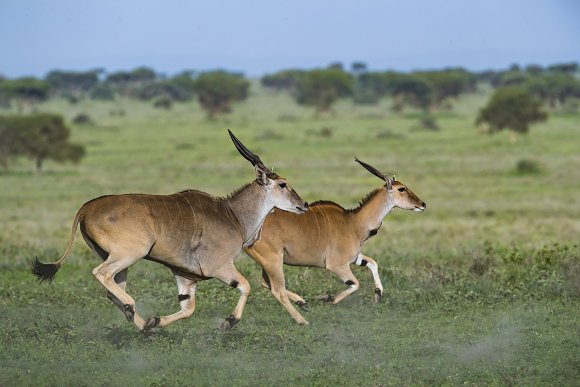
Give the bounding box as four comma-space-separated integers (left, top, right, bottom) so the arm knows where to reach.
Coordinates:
244, 158, 425, 325
32, 130, 308, 331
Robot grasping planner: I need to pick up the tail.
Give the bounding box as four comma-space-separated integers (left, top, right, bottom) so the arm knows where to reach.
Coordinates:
31, 209, 83, 283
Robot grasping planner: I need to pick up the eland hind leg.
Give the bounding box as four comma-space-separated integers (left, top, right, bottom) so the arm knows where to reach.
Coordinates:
81, 230, 133, 315
252, 251, 308, 325
91, 248, 149, 331
261, 271, 309, 311
285, 288, 309, 311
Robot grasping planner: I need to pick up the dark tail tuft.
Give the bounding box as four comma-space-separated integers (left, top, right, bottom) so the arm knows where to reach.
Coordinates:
31, 258, 60, 283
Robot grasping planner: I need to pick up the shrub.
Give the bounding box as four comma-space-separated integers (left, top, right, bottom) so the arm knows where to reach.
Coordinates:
72, 113, 93, 125
153, 96, 172, 110
516, 159, 541, 174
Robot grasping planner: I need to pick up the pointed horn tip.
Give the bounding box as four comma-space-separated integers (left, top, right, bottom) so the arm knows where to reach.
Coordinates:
227, 129, 247, 151
355, 158, 388, 182
227, 129, 270, 171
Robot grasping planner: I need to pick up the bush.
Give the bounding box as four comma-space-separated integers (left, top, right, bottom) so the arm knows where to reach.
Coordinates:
516, 159, 541, 174
476, 87, 547, 141
194, 71, 250, 118
295, 68, 354, 112
72, 113, 93, 125
0, 113, 85, 172
153, 96, 172, 110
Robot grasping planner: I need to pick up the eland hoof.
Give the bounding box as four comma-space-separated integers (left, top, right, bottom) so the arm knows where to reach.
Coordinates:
123, 304, 135, 322
373, 288, 382, 304
220, 315, 239, 331
143, 316, 161, 331
296, 301, 309, 311
318, 294, 335, 303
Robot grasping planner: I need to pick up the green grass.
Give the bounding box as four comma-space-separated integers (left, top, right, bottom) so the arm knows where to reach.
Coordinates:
1, 88, 579, 385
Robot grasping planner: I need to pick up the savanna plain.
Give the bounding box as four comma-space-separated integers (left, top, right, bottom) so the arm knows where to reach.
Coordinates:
0, 87, 579, 385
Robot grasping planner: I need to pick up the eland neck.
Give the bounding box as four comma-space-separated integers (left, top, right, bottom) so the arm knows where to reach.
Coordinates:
353, 188, 395, 237
225, 182, 273, 244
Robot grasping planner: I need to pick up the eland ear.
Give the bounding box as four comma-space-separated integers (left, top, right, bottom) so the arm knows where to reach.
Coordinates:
255, 165, 269, 186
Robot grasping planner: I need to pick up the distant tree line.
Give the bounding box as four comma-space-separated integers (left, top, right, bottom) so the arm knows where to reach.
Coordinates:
0, 67, 250, 118
260, 61, 579, 114
0, 61, 578, 122
0, 61, 575, 174
260, 61, 577, 137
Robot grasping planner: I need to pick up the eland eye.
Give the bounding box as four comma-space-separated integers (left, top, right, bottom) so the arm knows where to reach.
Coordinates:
398, 187, 406, 192
278, 182, 287, 189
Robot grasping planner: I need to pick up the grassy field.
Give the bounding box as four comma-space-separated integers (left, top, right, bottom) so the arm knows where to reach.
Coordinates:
1, 86, 579, 385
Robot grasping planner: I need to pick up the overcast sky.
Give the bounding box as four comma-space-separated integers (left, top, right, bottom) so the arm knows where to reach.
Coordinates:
1, 0, 579, 78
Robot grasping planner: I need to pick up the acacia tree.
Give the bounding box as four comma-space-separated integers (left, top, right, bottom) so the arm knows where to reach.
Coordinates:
417, 69, 477, 108
355, 71, 436, 112
130, 67, 157, 83
476, 87, 547, 142
26, 114, 86, 171
295, 68, 354, 113
45, 70, 100, 98
194, 71, 250, 118
0, 77, 50, 112
525, 73, 578, 108
135, 72, 196, 103
261, 69, 305, 92
391, 75, 433, 112
0, 113, 85, 172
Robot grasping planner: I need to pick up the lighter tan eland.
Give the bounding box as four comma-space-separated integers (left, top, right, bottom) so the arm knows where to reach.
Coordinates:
244, 158, 425, 325
32, 130, 308, 332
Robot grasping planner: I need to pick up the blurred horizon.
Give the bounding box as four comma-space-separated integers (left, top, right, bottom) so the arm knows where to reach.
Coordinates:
1, 0, 579, 78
